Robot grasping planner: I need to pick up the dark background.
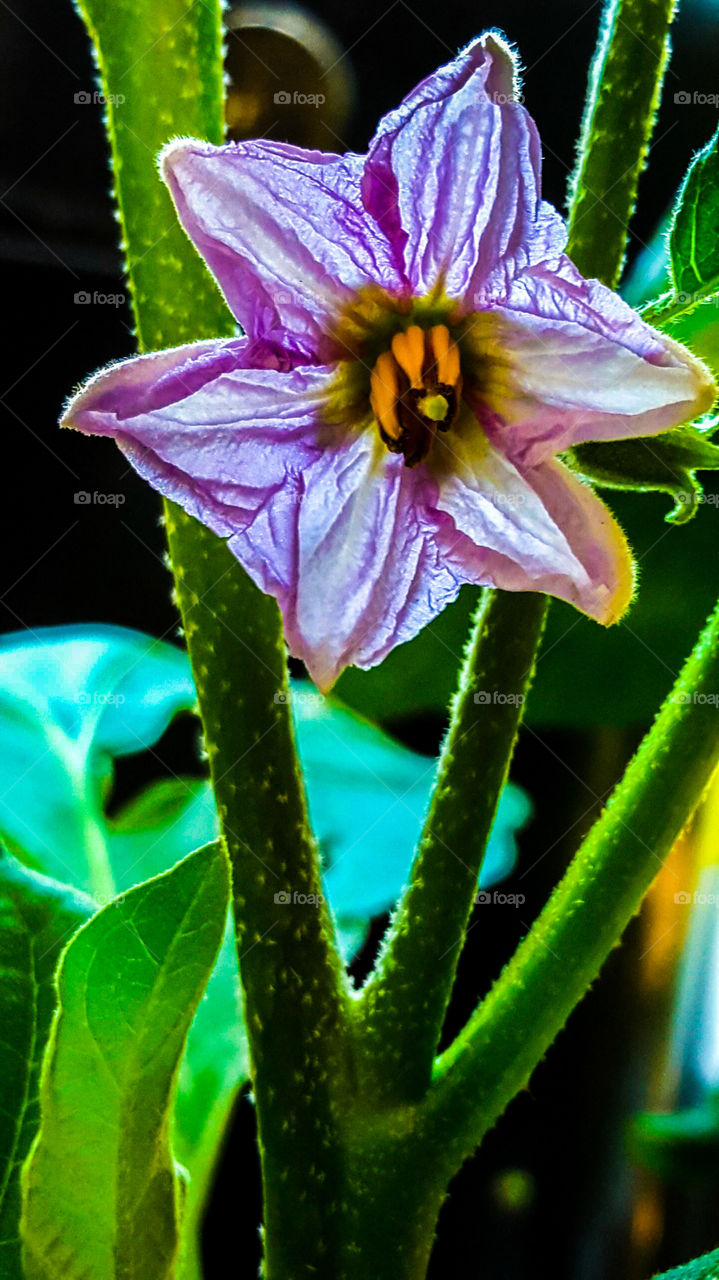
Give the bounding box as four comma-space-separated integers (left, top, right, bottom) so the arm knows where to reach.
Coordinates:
2, 1, 719, 1276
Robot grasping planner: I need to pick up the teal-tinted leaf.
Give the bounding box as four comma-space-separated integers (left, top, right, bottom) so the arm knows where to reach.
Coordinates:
650, 1249, 719, 1280
0, 856, 93, 1280
647, 1249, 716, 1280
20, 842, 230, 1280
0, 626, 196, 896
108, 777, 219, 892
294, 686, 531, 941
671, 127, 719, 302
570, 425, 719, 524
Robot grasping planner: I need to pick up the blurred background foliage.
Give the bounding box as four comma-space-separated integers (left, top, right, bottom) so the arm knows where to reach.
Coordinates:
2, 0, 719, 1276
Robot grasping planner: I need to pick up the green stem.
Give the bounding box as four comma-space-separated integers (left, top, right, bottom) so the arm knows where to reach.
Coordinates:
425, 599, 719, 1175
164, 514, 351, 1276
641, 287, 718, 329
72, 0, 351, 1270
566, 0, 677, 286
355, 592, 547, 1102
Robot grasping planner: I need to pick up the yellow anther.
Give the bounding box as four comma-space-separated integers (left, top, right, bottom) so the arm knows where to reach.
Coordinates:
369, 350, 401, 442
391, 325, 426, 387
370, 320, 463, 466
429, 324, 461, 387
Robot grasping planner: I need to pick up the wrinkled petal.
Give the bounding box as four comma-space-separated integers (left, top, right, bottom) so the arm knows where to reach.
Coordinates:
161, 139, 406, 362
229, 433, 464, 690
432, 423, 633, 624
63, 336, 338, 535
362, 32, 566, 300
475, 264, 716, 465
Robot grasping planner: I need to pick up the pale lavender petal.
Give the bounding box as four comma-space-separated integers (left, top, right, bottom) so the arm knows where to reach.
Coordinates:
475, 263, 716, 466
430, 421, 634, 623
362, 32, 566, 300
161, 139, 406, 362
430, 416, 590, 581
229, 432, 464, 690
63, 337, 338, 536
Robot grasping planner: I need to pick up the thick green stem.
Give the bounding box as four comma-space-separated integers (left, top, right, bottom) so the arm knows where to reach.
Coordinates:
355, 592, 547, 1102
425, 598, 719, 1175
566, 0, 677, 286
72, 0, 351, 1271
164, 515, 351, 1276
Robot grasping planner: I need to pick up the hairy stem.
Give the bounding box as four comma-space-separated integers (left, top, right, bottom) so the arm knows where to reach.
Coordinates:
72, 0, 351, 1270
355, 592, 547, 1102
566, 0, 677, 286
426, 598, 719, 1173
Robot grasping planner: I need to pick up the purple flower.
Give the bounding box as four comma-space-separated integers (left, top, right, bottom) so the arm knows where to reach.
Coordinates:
65, 33, 714, 690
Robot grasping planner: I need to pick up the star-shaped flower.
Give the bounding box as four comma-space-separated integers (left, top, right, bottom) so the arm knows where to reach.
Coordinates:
65, 33, 714, 689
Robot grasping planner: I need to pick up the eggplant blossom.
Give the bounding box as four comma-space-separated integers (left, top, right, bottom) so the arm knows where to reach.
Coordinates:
65, 33, 715, 690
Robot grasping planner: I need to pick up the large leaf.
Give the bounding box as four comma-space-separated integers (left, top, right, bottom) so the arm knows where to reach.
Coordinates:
0, 626, 196, 896
0, 627, 528, 945
0, 857, 93, 1280
20, 842, 230, 1280
0, 627, 529, 1270
670, 126, 719, 303
628, 134, 719, 349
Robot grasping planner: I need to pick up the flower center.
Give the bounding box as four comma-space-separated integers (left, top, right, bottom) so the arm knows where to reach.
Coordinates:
369, 323, 463, 467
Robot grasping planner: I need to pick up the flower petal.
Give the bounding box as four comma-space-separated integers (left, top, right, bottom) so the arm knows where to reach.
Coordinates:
229, 433, 465, 691
431, 421, 634, 624
63, 336, 337, 535
362, 32, 566, 300
161, 139, 405, 361
477, 263, 716, 465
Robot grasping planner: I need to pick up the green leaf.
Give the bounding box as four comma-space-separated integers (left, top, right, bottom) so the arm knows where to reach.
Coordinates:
636, 131, 719, 332
0, 856, 93, 1280
20, 842, 230, 1280
0, 626, 196, 898
650, 1247, 719, 1279
173, 922, 248, 1278
671, 127, 719, 302
570, 424, 719, 524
